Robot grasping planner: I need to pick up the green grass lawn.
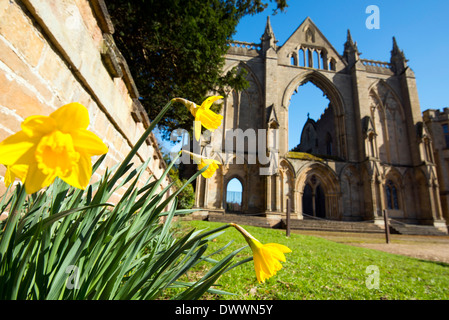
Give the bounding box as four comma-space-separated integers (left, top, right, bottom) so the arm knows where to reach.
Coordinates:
173, 220, 449, 300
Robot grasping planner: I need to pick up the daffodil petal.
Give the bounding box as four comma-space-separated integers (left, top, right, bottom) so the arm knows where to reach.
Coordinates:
201, 96, 223, 110
197, 109, 223, 131
50, 102, 90, 132
253, 256, 270, 283
255, 251, 274, 277
71, 129, 109, 156
198, 159, 220, 178
201, 168, 215, 178
263, 246, 286, 263
0, 131, 38, 166
24, 163, 55, 194
194, 119, 202, 141
5, 164, 28, 186
264, 243, 292, 253
60, 152, 91, 189
21, 115, 56, 138
4, 167, 13, 187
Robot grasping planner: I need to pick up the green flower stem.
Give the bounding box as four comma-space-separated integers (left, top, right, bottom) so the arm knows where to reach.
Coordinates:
0, 184, 26, 260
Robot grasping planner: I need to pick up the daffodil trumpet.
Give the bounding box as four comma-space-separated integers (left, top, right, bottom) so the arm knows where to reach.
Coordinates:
180, 150, 220, 179
173, 96, 223, 141
230, 223, 291, 283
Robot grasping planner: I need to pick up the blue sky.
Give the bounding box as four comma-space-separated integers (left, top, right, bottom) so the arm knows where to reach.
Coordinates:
233, 0, 449, 149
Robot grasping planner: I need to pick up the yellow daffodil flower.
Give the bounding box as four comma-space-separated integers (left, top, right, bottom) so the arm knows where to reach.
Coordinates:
197, 158, 221, 179
181, 150, 221, 178
173, 96, 223, 141
0, 102, 108, 194
230, 223, 291, 283
4, 164, 28, 187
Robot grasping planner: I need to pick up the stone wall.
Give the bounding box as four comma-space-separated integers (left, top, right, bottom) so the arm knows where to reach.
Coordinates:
0, 0, 171, 202
423, 108, 449, 223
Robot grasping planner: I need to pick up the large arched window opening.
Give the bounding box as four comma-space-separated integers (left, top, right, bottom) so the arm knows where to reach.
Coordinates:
288, 81, 334, 156
226, 178, 243, 213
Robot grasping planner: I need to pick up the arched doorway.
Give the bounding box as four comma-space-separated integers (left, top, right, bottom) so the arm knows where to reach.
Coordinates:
301, 183, 326, 218
225, 178, 243, 213
315, 185, 326, 218
302, 184, 313, 216
297, 163, 341, 220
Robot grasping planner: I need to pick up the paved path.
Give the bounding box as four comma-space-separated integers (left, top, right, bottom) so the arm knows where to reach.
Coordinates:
294, 230, 449, 264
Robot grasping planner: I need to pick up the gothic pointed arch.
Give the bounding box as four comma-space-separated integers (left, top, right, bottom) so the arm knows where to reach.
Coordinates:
384, 166, 403, 184
222, 61, 264, 134
222, 61, 264, 104
283, 71, 344, 115
295, 161, 341, 220
384, 167, 403, 214
224, 174, 245, 213
368, 80, 406, 121
282, 70, 347, 159
279, 158, 296, 212
369, 79, 411, 165
279, 158, 296, 179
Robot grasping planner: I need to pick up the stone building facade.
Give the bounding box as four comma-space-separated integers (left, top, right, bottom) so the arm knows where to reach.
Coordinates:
196, 17, 447, 232
0, 0, 171, 202
423, 109, 449, 224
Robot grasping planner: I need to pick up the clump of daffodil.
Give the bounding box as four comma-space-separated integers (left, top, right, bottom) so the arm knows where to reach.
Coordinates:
173, 96, 223, 141
180, 150, 220, 179
230, 223, 291, 283
0, 102, 108, 194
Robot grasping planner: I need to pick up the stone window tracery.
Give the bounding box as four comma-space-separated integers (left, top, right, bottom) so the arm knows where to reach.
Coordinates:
386, 180, 399, 210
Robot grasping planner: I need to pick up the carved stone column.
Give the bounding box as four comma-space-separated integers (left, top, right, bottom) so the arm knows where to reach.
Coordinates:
266, 175, 272, 212
275, 173, 281, 212
194, 175, 202, 208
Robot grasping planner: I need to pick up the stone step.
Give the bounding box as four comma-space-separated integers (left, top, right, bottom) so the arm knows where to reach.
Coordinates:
283, 218, 385, 234
389, 222, 448, 236
188, 212, 449, 236
207, 213, 279, 228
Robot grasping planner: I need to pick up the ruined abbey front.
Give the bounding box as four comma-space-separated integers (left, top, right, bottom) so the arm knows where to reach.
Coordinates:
194, 17, 448, 232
